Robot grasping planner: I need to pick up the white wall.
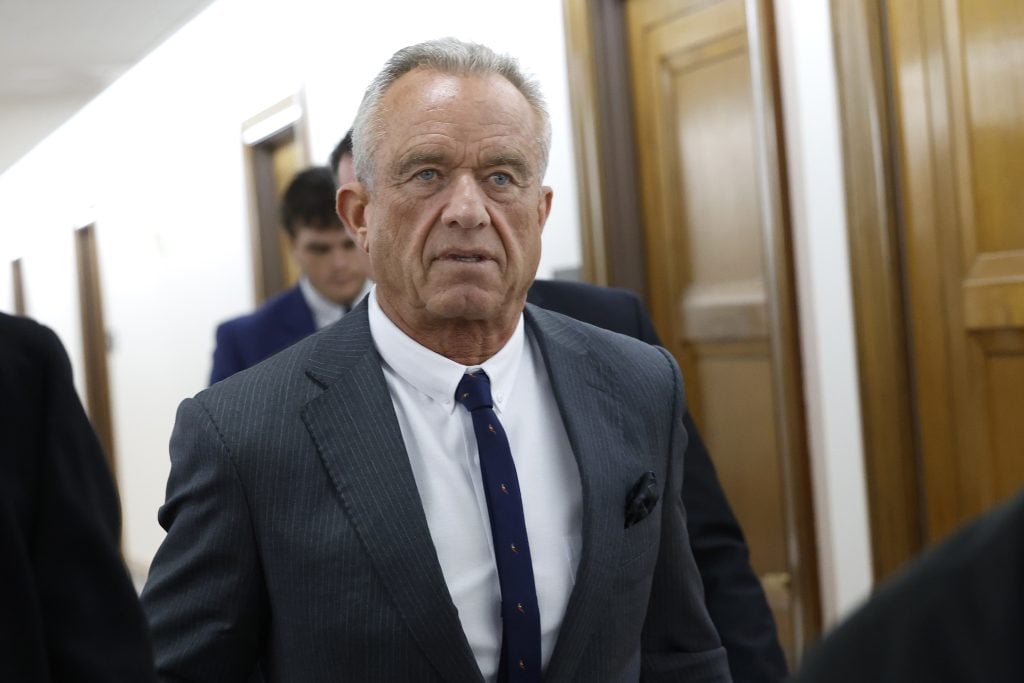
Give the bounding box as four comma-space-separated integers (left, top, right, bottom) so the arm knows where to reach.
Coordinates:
774, 0, 875, 624
0, 0, 581, 577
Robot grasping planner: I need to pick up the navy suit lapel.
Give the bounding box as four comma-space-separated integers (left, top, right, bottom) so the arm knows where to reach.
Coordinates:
524, 305, 643, 682
300, 304, 482, 683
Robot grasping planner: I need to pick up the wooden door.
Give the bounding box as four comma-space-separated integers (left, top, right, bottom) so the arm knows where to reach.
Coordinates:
887, 0, 1024, 540
626, 0, 818, 664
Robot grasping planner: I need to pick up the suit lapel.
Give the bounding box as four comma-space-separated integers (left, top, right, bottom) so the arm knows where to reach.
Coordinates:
525, 305, 642, 682
300, 305, 481, 683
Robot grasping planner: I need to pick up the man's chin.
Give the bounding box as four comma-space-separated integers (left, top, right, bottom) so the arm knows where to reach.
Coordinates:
426, 288, 519, 322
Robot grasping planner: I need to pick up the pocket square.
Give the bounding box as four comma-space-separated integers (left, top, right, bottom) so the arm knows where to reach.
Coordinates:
624, 470, 659, 528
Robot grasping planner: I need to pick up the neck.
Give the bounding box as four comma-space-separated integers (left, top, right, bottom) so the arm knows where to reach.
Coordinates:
377, 297, 521, 366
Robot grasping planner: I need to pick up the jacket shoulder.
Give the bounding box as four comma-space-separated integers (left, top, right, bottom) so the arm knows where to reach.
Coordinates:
527, 304, 676, 392
527, 280, 659, 343
0, 313, 70, 376
216, 287, 306, 337
528, 280, 642, 320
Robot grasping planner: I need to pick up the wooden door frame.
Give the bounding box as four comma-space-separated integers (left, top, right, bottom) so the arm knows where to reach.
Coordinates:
830, 0, 923, 580
12, 258, 26, 315
242, 93, 312, 304
564, 0, 822, 652
74, 224, 117, 479
562, 0, 649, 299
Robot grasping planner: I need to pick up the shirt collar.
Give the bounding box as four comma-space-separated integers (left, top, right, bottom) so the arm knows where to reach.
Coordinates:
368, 288, 525, 414
300, 277, 373, 330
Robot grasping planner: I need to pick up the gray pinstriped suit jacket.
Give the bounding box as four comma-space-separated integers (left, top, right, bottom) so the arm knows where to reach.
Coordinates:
141, 302, 731, 682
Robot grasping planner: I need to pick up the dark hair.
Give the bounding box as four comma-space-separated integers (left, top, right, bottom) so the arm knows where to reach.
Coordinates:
328, 129, 354, 187
280, 166, 342, 237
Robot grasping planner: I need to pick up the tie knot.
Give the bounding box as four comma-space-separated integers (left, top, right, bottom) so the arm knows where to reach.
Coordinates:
455, 371, 493, 411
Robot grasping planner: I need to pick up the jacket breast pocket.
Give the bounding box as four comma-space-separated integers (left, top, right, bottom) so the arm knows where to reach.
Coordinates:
619, 508, 661, 568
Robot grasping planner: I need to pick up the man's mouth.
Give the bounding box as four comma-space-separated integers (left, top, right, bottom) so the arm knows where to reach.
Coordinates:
441, 251, 489, 264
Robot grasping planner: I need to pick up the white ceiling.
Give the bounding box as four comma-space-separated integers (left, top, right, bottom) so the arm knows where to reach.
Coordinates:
0, 0, 218, 174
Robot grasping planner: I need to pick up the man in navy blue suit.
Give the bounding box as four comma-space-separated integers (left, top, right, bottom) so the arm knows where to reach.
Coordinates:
209, 165, 371, 384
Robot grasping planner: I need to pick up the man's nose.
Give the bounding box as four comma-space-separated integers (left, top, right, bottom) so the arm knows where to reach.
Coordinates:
441, 173, 489, 229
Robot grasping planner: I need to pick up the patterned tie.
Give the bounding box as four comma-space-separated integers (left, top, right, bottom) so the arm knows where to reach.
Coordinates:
455, 371, 542, 682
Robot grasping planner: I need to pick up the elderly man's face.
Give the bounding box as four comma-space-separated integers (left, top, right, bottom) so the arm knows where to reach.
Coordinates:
344, 68, 552, 336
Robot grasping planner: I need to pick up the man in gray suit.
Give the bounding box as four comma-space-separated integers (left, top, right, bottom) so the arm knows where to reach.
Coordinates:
142, 38, 730, 682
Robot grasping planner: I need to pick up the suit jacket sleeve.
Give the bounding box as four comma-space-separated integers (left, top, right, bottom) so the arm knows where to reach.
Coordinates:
141, 397, 268, 681
3, 322, 155, 682
629, 291, 789, 681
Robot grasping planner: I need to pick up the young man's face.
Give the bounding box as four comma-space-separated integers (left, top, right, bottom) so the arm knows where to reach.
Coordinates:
290, 225, 368, 307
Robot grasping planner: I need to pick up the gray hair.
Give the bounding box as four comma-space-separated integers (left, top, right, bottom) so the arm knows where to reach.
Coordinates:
351, 38, 552, 189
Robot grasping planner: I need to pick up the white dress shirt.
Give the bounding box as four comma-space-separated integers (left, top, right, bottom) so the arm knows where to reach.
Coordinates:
368, 289, 582, 681
299, 277, 372, 330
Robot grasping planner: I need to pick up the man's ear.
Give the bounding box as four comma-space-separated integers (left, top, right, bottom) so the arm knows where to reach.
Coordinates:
538, 186, 554, 232
337, 183, 371, 254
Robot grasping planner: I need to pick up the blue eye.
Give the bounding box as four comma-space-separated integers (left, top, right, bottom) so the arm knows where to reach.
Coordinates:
491, 172, 511, 186
416, 169, 437, 181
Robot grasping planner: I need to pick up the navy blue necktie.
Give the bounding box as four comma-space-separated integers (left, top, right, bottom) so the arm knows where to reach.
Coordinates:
456, 371, 542, 682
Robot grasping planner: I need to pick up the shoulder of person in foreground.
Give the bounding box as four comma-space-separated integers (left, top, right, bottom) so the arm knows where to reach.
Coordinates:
0, 313, 156, 682
792, 488, 1024, 683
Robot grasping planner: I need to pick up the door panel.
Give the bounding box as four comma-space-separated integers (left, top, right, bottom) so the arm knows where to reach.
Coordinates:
627, 0, 818, 664
888, 0, 1024, 539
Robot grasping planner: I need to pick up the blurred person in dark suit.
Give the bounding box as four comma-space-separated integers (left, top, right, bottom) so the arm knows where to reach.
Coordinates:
336, 126, 790, 682
791, 488, 1024, 683
0, 312, 155, 682
209, 165, 371, 384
